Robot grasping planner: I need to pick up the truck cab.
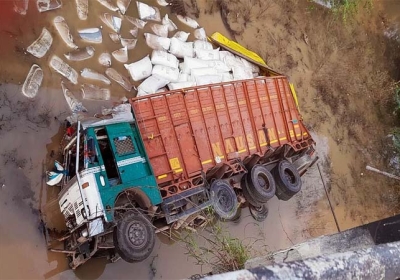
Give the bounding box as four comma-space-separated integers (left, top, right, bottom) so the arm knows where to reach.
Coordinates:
58, 110, 163, 268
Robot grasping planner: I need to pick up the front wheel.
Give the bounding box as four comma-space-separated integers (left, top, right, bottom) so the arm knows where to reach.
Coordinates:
210, 179, 238, 221
113, 212, 155, 263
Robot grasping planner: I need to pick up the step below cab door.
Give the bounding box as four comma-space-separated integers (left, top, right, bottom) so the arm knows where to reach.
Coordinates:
105, 123, 152, 184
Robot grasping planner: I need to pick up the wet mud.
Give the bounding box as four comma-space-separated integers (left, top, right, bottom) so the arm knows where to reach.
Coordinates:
0, 0, 400, 279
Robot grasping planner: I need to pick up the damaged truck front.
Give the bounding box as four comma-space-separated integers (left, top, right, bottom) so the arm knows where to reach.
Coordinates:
45, 76, 317, 269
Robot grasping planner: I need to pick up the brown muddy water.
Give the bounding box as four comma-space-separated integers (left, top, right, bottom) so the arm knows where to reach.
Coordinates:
0, 0, 400, 279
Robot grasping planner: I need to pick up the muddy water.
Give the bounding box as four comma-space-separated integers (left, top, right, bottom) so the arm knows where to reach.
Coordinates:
1, 0, 400, 280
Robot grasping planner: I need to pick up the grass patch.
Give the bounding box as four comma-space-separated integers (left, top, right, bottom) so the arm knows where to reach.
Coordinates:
328, 0, 373, 22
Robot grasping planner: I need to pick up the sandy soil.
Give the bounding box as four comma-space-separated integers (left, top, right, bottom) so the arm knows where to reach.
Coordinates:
0, 0, 399, 279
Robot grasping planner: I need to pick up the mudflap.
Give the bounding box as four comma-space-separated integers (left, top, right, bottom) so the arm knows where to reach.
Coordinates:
161, 187, 212, 224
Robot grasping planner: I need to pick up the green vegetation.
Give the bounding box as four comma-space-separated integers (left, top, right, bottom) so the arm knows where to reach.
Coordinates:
326, 0, 373, 22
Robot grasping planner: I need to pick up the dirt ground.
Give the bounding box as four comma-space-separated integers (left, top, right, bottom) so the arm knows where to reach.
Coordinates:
0, 0, 400, 279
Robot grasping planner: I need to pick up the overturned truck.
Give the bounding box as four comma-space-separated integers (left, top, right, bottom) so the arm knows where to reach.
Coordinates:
46, 76, 316, 269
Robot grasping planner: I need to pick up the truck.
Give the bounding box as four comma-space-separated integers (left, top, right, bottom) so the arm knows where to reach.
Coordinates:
44, 75, 316, 269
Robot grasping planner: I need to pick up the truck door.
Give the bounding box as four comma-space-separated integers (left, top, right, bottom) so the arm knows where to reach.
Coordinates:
105, 123, 150, 184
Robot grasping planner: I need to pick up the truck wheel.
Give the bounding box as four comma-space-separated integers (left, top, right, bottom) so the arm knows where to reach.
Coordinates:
246, 165, 276, 203
273, 160, 302, 201
210, 180, 238, 220
113, 212, 155, 263
249, 204, 269, 222
240, 176, 263, 207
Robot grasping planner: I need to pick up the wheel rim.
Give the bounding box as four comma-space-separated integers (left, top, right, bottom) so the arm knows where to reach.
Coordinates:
127, 221, 148, 249
257, 173, 270, 191
284, 169, 296, 185
217, 188, 234, 212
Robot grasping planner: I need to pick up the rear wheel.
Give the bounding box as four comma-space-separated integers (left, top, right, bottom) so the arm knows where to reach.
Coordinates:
240, 176, 263, 207
273, 160, 302, 201
210, 179, 238, 220
246, 165, 276, 203
113, 212, 155, 263
249, 204, 269, 222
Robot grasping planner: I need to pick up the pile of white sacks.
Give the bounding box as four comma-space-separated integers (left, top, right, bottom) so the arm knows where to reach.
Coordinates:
125, 28, 261, 97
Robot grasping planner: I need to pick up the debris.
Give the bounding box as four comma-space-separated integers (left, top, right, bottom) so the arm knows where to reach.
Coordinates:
162, 14, 177, 32
137, 1, 161, 22
75, 0, 88, 20
172, 31, 190, 42
151, 23, 169, 37
169, 38, 194, 58
125, 16, 147, 29
61, 81, 87, 113
98, 52, 112, 67
22, 64, 43, 98
13, 0, 29, 15
129, 28, 138, 37
176, 15, 199, 29
81, 68, 111, 85
37, 0, 62, 13
137, 75, 169, 96
157, 0, 170, 6
194, 28, 206, 40
117, 0, 131, 15
101, 13, 122, 33
366, 165, 400, 181
64, 46, 95, 61
53, 16, 78, 49
144, 33, 170, 51
109, 33, 121, 43
81, 84, 111, 101
27, 28, 53, 58
303, 33, 309, 45
151, 50, 179, 69
97, 0, 119, 11
49, 55, 79, 84
120, 38, 137, 50
78, 27, 102, 44
105, 68, 132, 92
124, 55, 152, 81
112, 46, 128, 63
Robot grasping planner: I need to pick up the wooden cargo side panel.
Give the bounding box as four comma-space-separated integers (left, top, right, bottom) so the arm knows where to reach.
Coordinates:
132, 100, 172, 183
185, 90, 215, 170
166, 93, 202, 177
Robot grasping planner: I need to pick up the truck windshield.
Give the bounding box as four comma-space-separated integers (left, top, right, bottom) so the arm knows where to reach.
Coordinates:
62, 127, 86, 184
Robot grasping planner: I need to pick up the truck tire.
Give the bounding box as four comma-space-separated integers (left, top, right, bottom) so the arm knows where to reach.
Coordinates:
210, 180, 238, 220
246, 165, 276, 203
113, 212, 155, 263
240, 176, 263, 207
273, 160, 302, 201
249, 204, 269, 222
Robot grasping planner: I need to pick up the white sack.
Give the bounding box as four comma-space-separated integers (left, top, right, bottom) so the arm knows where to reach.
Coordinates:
152, 65, 179, 82
124, 55, 152, 81
169, 37, 194, 58
151, 50, 179, 68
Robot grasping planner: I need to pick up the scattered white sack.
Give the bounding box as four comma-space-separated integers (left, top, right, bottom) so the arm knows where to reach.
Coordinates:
205, 60, 230, 72
219, 51, 234, 61
193, 40, 213, 50
194, 28, 206, 40
78, 27, 103, 44
124, 55, 152, 81
172, 31, 190, 42
156, 0, 170, 6
232, 65, 253, 80
137, 1, 161, 21
181, 57, 209, 74
177, 15, 199, 29
168, 81, 196, 90
152, 65, 179, 82
162, 14, 177, 32
169, 37, 194, 58
22, 64, 43, 98
121, 38, 137, 50
195, 74, 222, 86
129, 27, 138, 37
222, 72, 233, 82
81, 84, 111, 101
138, 75, 169, 96
223, 54, 243, 71
151, 23, 169, 37
99, 52, 112, 66
151, 50, 179, 69
240, 57, 260, 73
195, 48, 220, 60
49, 55, 78, 84
144, 33, 170, 51
101, 13, 122, 33
125, 16, 147, 29
177, 73, 189, 82
191, 67, 218, 77
112, 46, 128, 63
27, 28, 53, 58
117, 0, 132, 15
